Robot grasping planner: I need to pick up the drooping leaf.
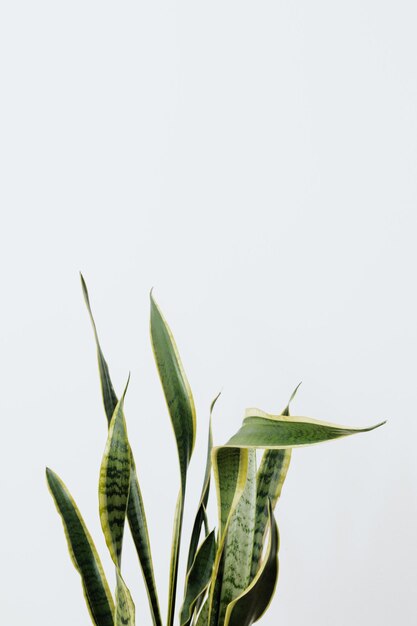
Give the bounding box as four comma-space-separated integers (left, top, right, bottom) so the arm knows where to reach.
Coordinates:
226, 409, 385, 449
180, 530, 217, 626
150, 292, 197, 626
82, 275, 162, 626
224, 500, 279, 626
46, 468, 115, 626
218, 450, 257, 625
186, 392, 220, 575
250, 384, 300, 579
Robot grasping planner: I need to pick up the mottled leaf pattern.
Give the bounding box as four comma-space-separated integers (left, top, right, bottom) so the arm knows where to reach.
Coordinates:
46, 469, 115, 626
81, 275, 162, 626
224, 501, 279, 626
250, 385, 299, 579
218, 450, 256, 625
150, 292, 197, 626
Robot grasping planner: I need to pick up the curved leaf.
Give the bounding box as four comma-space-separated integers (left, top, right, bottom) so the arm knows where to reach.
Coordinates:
224, 500, 279, 626
150, 292, 196, 626
46, 468, 115, 626
82, 275, 162, 626
226, 409, 385, 449
186, 393, 220, 575
180, 530, 216, 626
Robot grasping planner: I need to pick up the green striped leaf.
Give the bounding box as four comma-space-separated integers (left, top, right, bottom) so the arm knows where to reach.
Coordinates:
150, 292, 196, 626
82, 275, 162, 626
81, 273, 118, 423
186, 393, 220, 575
180, 530, 217, 626
226, 409, 385, 449
46, 468, 115, 626
224, 500, 279, 626
150, 292, 196, 491
99, 387, 131, 566
251, 449, 289, 580
218, 450, 257, 625
99, 387, 135, 626
250, 385, 299, 579
208, 447, 250, 626
115, 571, 136, 626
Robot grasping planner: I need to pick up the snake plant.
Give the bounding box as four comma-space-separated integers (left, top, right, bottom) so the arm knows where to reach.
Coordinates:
46, 276, 384, 626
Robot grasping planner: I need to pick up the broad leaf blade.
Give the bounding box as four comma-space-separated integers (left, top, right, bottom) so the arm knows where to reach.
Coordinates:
224, 501, 279, 626
227, 410, 385, 449
180, 530, 217, 626
82, 275, 162, 626
218, 450, 257, 625
46, 468, 115, 626
208, 447, 250, 626
150, 292, 196, 626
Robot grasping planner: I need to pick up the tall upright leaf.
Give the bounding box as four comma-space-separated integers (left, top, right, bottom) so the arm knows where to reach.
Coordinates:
250, 385, 300, 579
224, 501, 279, 626
150, 292, 196, 626
99, 389, 135, 626
208, 447, 250, 626
218, 450, 257, 625
180, 530, 217, 626
186, 392, 220, 576
46, 468, 115, 626
81, 275, 162, 626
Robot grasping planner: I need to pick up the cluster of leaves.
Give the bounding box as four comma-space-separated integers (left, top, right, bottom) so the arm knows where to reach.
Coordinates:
46, 277, 384, 626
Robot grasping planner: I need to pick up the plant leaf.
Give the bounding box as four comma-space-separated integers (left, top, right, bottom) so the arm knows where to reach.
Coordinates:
99, 388, 131, 566
82, 275, 162, 626
150, 292, 196, 626
46, 468, 115, 626
115, 571, 136, 626
99, 387, 135, 626
208, 447, 250, 626
195, 600, 209, 626
180, 530, 217, 626
250, 385, 299, 579
218, 450, 257, 625
224, 500, 279, 626
186, 393, 220, 575
150, 292, 196, 491
226, 409, 385, 449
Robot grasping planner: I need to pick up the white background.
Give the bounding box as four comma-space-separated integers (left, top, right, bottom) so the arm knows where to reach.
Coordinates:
1, 1, 416, 625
